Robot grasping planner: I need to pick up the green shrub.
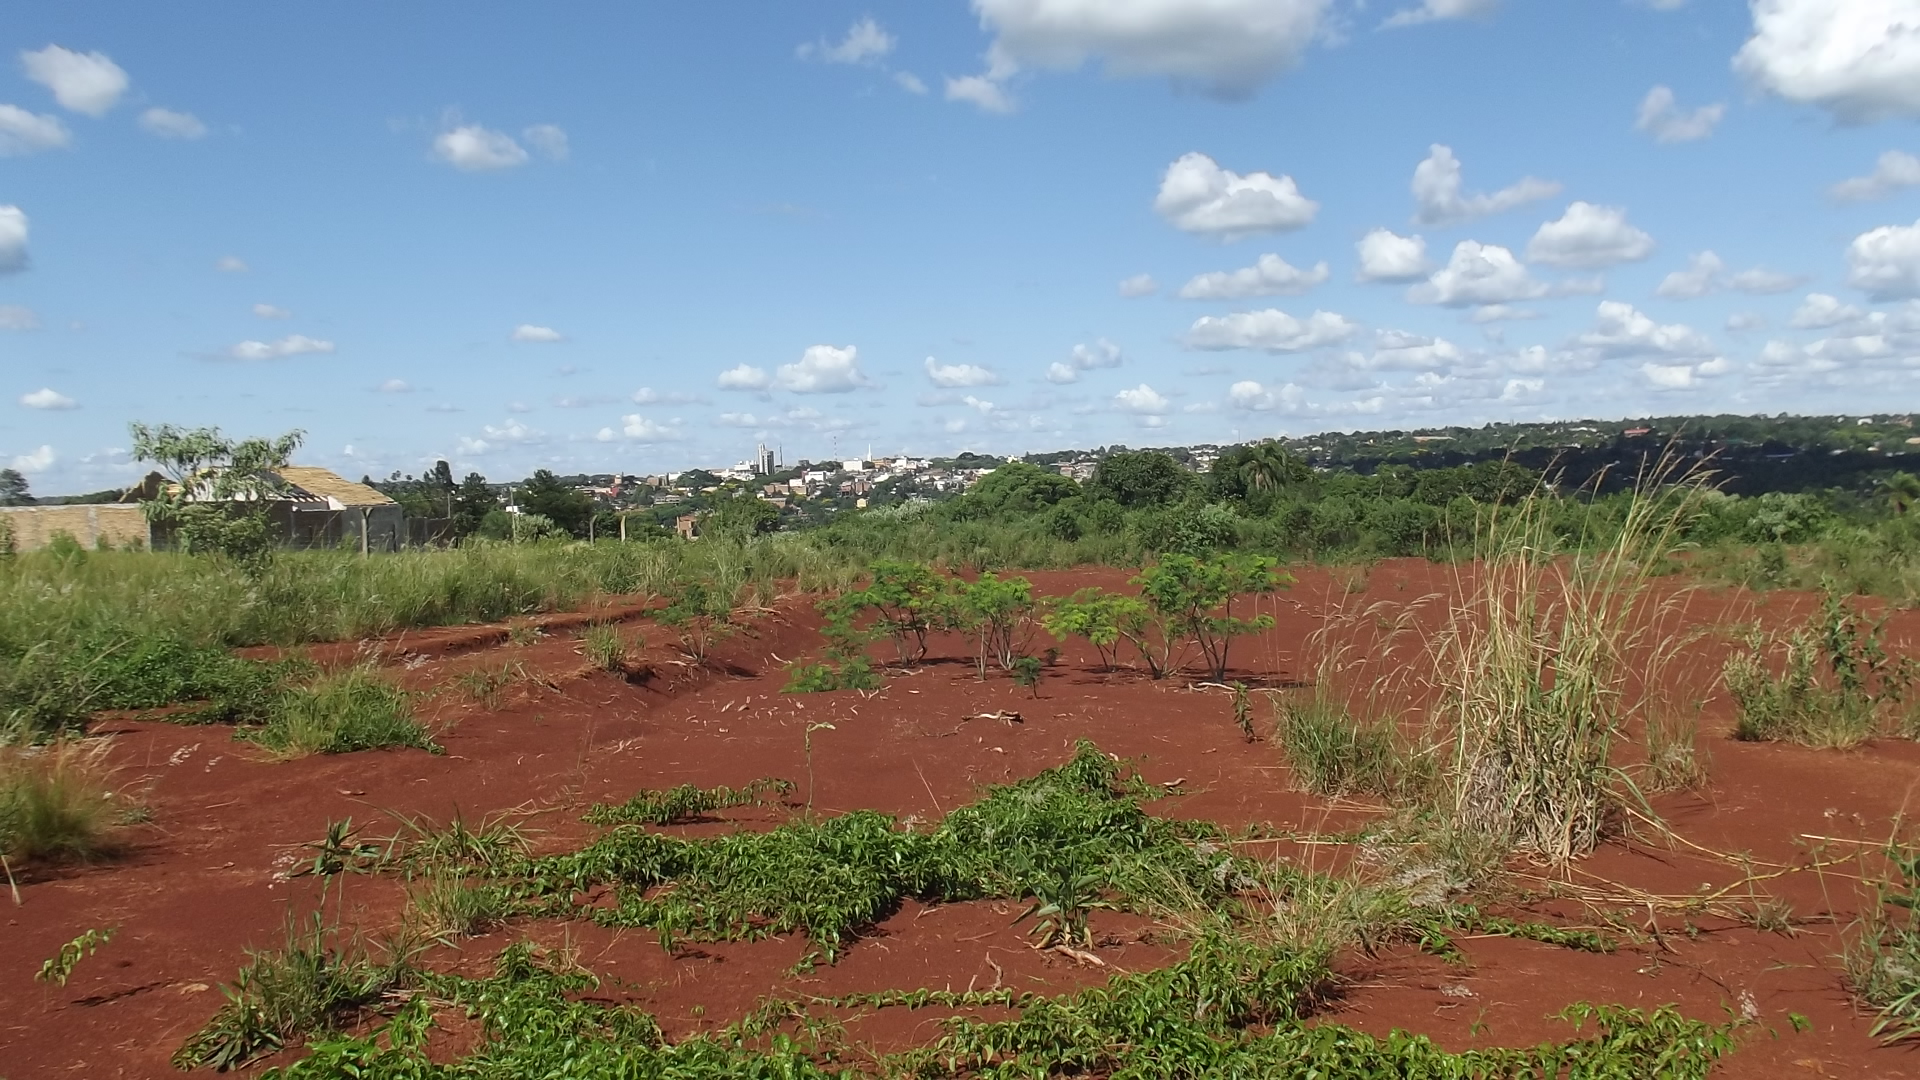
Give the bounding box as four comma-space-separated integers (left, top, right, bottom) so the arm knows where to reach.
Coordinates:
1726, 592, 1913, 748
248, 667, 433, 757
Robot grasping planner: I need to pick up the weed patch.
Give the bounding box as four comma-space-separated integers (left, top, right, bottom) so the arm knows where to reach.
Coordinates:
246, 666, 435, 757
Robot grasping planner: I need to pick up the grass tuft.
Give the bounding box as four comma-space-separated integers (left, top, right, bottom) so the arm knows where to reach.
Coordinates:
247, 666, 435, 757
0, 740, 121, 864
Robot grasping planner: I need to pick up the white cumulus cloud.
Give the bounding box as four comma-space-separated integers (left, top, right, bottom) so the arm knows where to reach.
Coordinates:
1186, 308, 1358, 352
1847, 219, 1920, 299
228, 334, 334, 361
1527, 202, 1655, 268
925, 356, 1002, 387
1728, 267, 1803, 294
1356, 228, 1429, 282
1655, 251, 1725, 299
1118, 273, 1159, 297
252, 303, 291, 320
969, 0, 1331, 99
377, 379, 411, 393
1114, 383, 1171, 414
718, 364, 773, 391
630, 387, 701, 405
1411, 145, 1559, 227
1408, 241, 1547, 306
1576, 301, 1718, 359
0, 205, 27, 275
10, 445, 54, 472
778, 345, 870, 393
1227, 379, 1309, 412
434, 125, 529, 171
19, 387, 74, 410
511, 324, 564, 343
1734, 0, 1920, 122
20, 45, 128, 115
1178, 253, 1329, 299
1790, 293, 1867, 329
798, 18, 895, 64
1832, 150, 1920, 202
1635, 86, 1725, 143
0, 105, 68, 156
1155, 152, 1317, 239
1047, 338, 1124, 384
616, 414, 684, 442
139, 107, 206, 139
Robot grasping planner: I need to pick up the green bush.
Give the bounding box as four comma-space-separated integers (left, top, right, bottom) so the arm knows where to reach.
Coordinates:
247, 667, 433, 757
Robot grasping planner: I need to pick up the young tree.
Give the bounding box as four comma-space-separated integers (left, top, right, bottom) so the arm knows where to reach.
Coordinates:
0, 467, 31, 506
705, 494, 780, 541
452, 473, 498, 537
518, 469, 594, 538
1090, 450, 1190, 509
128, 423, 305, 569
1132, 553, 1290, 682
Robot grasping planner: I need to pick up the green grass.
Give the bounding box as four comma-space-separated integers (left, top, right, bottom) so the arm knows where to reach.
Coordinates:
246, 666, 434, 758
0, 740, 121, 863
1274, 689, 1427, 800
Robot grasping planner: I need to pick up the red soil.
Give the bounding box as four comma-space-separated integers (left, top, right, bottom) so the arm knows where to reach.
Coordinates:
5, 561, 1920, 1077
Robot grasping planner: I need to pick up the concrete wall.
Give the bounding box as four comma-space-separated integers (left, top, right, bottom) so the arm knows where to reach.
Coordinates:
0, 504, 150, 552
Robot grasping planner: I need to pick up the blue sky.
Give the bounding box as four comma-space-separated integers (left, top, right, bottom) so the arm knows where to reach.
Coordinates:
3, 0, 1919, 489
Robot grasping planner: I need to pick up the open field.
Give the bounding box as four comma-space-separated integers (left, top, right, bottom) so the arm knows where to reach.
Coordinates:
3, 559, 1920, 1077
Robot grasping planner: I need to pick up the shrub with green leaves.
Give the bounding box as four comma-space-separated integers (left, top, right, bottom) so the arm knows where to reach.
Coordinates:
1726, 591, 1915, 748
1131, 552, 1290, 681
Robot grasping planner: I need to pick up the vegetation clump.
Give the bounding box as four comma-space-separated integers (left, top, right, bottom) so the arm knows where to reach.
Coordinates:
246, 666, 434, 758
1726, 590, 1915, 748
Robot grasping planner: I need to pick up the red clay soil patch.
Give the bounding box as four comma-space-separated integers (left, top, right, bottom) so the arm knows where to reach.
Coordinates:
4, 566, 1920, 1077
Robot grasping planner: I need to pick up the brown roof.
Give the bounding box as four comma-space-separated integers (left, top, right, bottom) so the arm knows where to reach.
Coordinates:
273, 466, 395, 507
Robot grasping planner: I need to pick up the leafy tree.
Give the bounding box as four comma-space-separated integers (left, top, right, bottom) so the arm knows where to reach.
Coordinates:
1132, 553, 1290, 681
967, 461, 1079, 516
518, 469, 594, 538
937, 572, 1038, 677
1090, 450, 1190, 509
0, 468, 31, 506
830, 560, 945, 665
452, 473, 499, 538
706, 495, 780, 541
676, 468, 724, 491
1043, 587, 1147, 672
128, 422, 305, 570
1211, 441, 1308, 505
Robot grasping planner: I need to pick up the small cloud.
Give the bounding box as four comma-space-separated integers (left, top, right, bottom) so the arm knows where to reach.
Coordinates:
1046, 362, 1078, 384
433, 124, 529, 171
946, 72, 1017, 113
377, 379, 412, 393
216, 255, 248, 273
1114, 383, 1171, 414
0, 304, 39, 330
139, 107, 207, 139
895, 72, 928, 94
718, 363, 773, 391
630, 387, 702, 405
1634, 86, 1724, 144
19, 387, 75, 410
9, 444, 54, 472
1832, 151, 1920, 203
228, 334, 334, 361
522, 123, 568, 161
925, 356, 1002, 387
511, 324, 564, 343
21, 45, 129, 115
1119, 273, 1159, 297
798, 18, 896, 65
616, 414, 684, 442
0, 104, 69, 156
1729, 267, 1803, 294
777, 344, 870, 393
252, 302, 291, 320
1156, 151, 1317, 239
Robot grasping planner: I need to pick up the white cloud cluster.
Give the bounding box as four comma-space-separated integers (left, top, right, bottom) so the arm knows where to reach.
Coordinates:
433, 122, 568, 171
630, 387, 702, 405
602, 415, 683, 443
968, 0, 1331, 99
777, 344, 870, 393
511, 324, 564, 343
1356, 229, 1429, 282
140, 107, 207, 139
1834, 151, 1920, 202
10, 445, 54, 473
252, 303, 291, 320
1635, 86, 1724, 143
1227, 379, 1309, 412
1789, 293, 1867, 329
1408, 241, 1546, 306
1118, 273, 1159, 297
19, 387, 75, 410
1155, 152, 1317, 239
1576, 300, 1718, 359
1350, 331, 1466, 372
946, 47, 1019, 113
1114, 383, 1171, 415
799, 18, 895, 64
1735, 0, 1920, 122
1411, 145, 1559, 227
228, 334, 334, 361
21, 45, 128, 115
459, 418, 545, 454
925, 356, 1002, 387
1186, 308, 1358, 352
1178, 253, 1329, 299
1526, 202, 1655, 268
0, 105, 68, 156
718, 364, 772, 391
1655, 251, 1723, 299
1047, 338, 1123, 383
0, 205, 27, 275
1847, 219, 1920, 300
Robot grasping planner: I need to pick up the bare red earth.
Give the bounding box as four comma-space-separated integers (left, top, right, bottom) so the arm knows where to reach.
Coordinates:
5, 561, 1920, 1078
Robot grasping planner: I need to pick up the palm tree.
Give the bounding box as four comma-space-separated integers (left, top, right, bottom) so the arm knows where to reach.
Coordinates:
1239, 440, 1306, 495
1879, 471, 1920, 516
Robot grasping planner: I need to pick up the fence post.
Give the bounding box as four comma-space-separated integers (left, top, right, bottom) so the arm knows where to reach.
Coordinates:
360, 507, 370, 557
